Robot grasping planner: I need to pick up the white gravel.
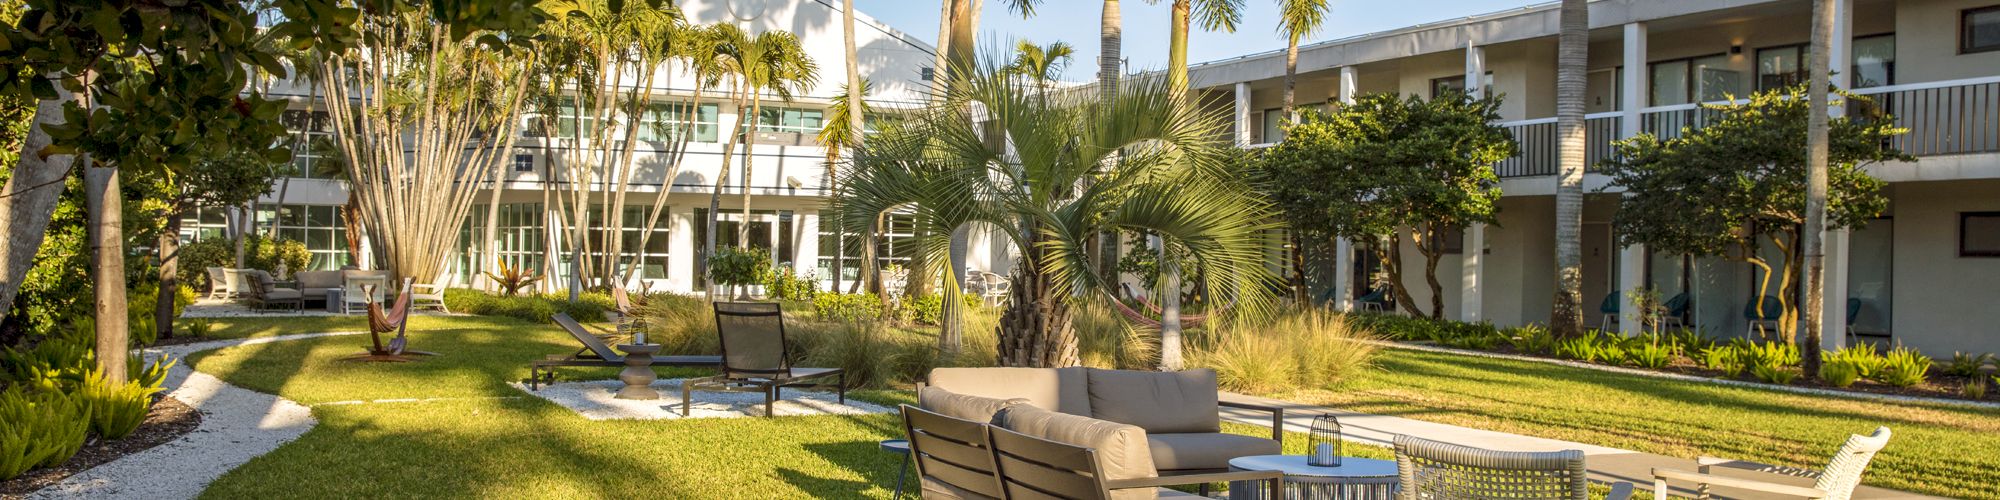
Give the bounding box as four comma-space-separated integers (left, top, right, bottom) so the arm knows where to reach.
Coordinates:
511, 378, 891, 420
26, 332, 363, 500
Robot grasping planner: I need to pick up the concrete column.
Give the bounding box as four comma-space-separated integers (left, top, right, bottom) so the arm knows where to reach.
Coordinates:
1620, 23, 1647, 136
1618, 244, 1646, 336
1829, 0, 1852, 117
1464, 43, 1485, 98
667, 206, 696, 293
1821, 229, 1851, 350
795, 210, 820, 277
1461, 223, 1486, 322
1332, 237, 1353, 312
1234, 82, 1252, 146
1338, 66, 1358, 105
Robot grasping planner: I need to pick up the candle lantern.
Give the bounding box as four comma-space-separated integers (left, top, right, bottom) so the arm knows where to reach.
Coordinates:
1308, 414, 1343, 467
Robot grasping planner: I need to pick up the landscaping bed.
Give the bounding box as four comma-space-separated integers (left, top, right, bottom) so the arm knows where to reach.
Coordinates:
0, 396, 201, 498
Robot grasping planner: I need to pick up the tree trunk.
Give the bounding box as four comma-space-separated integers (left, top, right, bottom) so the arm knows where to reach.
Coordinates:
1288, 228, 1309, 302
1800, 0, 1835, 379
1383, 231, 1421, 317
707, 95, 748, 298
0, 93, 77, 326
942, 225, 968, 357
157, 212, 182, 340
933, 1, 954, 98
1551, 0, 1588, 338
999, 234, 1079, 367
836, 0, 865, 293
86, 166, 128, 386
1100, 0, 1121, 99
1158, 245, 1184, 371
1283, 33, 1300, 123
740, 95, 761, 249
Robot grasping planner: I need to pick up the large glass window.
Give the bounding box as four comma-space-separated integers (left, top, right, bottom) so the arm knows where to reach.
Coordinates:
638, 102, 720, 142
255, 204, 351, 271
280, 110, 341, 179
816, 209, 919, 286
1759, 36, 1897, 91
695, 209, 797, 289
1851, 34, 1896, 89
459, 203, 548, 282
1756, 44, 1806, 91
757, 107, 825, 134
1964, 6, 2000, 54
178, 207, 232, 243
1651, 54, 1738, 106
1429, 72, 1493, 100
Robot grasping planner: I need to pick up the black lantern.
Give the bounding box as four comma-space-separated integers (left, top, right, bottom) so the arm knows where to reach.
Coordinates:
1309, 414, 1343, 467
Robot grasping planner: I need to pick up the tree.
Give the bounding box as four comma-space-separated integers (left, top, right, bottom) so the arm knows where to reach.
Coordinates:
1163, 0, 1242, 96
1275, 0, 1329, 123
835, 60, 1279, 368
1255, 92, 1513, 319
149, 152, 282, 340
832, 0, 865, 293
1004, 40, 1075, 99
702, 25, 816, 297
1599, 87, 1908, 345
1550, 0, 1588, 338
1799, 0, 1835, 378
316, 4, 537, 286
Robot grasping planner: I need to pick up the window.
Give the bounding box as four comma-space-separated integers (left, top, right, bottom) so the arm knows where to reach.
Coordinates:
1962, 212, 2000, 257
1650, 54, 1738, 106
1260, 108, 1285, 144
638, 102, 720, 142
1964, 6, 2000, 54
178, 206, 232, 243
254, 204, 351, 270
1757, 44, 1807, 91
512, 154, 534, 172
817, 209, 917, 284
1429, 72, 1493, 100
1852, 35, 1896, 89
280, 110, 340, 179
459, 203, 549, 283
757, 107, 825, 134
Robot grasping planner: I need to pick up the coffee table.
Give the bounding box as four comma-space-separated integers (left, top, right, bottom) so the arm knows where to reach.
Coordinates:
1226, 454, 1398, 500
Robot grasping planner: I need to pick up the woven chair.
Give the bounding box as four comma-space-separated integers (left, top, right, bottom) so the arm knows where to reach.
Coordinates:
680, 302, 845, 417
986, 423, 1281, 500
1650, 427, 1891, 500
1394, 435, 1632, 500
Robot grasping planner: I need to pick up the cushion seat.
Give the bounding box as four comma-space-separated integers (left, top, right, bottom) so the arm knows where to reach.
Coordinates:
263, 289, 303, 300
1147, 432, 1283, 472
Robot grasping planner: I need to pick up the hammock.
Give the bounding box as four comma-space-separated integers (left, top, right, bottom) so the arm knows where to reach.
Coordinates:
352, 277, 430, 362
1103, 291, 1221, 330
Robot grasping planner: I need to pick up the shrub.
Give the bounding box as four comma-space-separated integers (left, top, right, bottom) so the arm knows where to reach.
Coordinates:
1628, 341, 1673, 369
1961, 379, 1986, 400
1873, 346, 1932, 388
1819, 360, 1861, 388
791, 321, 898, 389
183, 317, 215, 337
707, 246, 771, 290
1824, 344, 1887, 380
1196, 307, 1380, 393
1742, 341, 1801, 369
176, 238, 234, 289
0, 386, 89, 480
243, 235, 311, 277
77, 362, 173, 440
125, 283, 196, 346
762, 268, 818, 302
1943, 352, 1995, 378
1072, 301, 1156, 370
1554, 333, 1602, 363
441, 288, 611, 324
1700, 345, 1746, 377
1504, 325, 1554, 355
1193, 330, 1294, 394
1596, 342, 1629, 366
1751, 363, 1798, 385
812, 293, 883, 322
638, 293, 717, 355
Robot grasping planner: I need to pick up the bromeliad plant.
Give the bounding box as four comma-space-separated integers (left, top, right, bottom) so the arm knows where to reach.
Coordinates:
483, 259, 542, 297
833, 57, 1279, 367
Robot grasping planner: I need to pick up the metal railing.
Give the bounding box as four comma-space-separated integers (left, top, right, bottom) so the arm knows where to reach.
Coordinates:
1852, 76, 2000, 157
1492, 112, 1621, 178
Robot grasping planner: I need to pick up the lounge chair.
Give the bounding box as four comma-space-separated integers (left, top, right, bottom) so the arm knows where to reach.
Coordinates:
206, 266, 234, 299
1650, 427, 1890, 500
679, 302, 845, 417
410, 282, 449, 313
526, 312, 721, 390
1396, 435, 1633, 500
901, 404, 1007, 499
985, 405, 1283, 499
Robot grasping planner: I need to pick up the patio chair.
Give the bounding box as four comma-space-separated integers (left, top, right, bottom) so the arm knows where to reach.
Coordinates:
1650, 427, 1891, 500
342, 270, 388, 315
1745, 296, 1783, 339
229, 268, 258, 300
1600, 291, 1621, 331
526, 312, 720, 390
680, 302, 845, 417
1356, 287, 1391, 312
1844, 298, 1862, 346
1394, 434, 1633, 500
410, 282, 449, 313
243, 270, 303, 313
1658, 292, 1691, 330
980, 272, 1010, 307
985, 417, 1283, 500
900, 404, 1006, 499
206, 267, 234, 299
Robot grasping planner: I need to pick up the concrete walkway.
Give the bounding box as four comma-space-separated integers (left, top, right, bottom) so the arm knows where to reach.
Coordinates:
28, 332, 362, 499
1217, 392, 1934, 500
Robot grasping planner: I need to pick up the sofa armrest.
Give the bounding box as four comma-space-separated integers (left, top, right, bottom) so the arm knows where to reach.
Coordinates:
1651, 468, 1827, 499
1104, 469, 1282, 490
1219, 400, 1285, 445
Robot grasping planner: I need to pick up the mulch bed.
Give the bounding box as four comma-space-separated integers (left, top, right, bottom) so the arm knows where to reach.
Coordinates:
147, 335, 219, 348
0, 396, 202, 498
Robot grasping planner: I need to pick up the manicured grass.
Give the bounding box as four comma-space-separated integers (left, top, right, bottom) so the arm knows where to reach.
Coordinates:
186, 316, 1318, 498
1278, 347, 2000, 499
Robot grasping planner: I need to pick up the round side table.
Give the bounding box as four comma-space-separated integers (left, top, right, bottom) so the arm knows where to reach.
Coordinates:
879, 439, 912, 499
1226, 455, 1399, 500
614, 343, 661, 400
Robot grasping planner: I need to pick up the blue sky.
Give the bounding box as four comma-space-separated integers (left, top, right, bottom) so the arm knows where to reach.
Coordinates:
851, 0, 1538, 82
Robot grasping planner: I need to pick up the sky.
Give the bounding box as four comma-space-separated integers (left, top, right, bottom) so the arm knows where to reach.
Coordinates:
850, 0, 1540, 82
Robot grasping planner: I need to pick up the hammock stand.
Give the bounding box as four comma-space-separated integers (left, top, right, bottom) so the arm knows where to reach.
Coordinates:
345, 277, 436, 362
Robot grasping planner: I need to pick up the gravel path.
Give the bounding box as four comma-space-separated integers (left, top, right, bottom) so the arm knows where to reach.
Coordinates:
27, 332, 363, 500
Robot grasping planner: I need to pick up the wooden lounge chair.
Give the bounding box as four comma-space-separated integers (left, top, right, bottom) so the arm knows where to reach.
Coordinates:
526, 312, 721, 389
679, 302, 845, 417
1650, 427, 1890, 500
1395, 434, 1633, 500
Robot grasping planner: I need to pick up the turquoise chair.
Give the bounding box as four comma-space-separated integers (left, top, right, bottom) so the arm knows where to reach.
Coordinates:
1598, 292, 1620, 331
1356, 287, 1390, 312
1744, 296, 1783, 338
1660, 292, 1690, 330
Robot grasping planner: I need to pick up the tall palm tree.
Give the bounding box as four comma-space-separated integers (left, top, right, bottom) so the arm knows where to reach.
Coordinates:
1164, 0, 1242, 95
1004, 40, 1074, 98
834, 60, 1279, 368
834, 0, 865, 293
1800, 0, 1836, 377
1276, 0, 1329, 122
1551, 0, 1588, 338
704, 25, 817, 296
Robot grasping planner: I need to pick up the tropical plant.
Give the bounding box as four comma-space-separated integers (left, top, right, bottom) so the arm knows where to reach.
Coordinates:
1275, 0, 1330, 123
1874, 346, 1932, 387
1943, 351, 1995, 378
833, 59, 1279, 367
1628, 340, 1674, 369
1003, 40, 1075, 97
1550, 0, 1589, 339
484, 259, 542, 297
183, 318, 215, 338
1505, 325, 1554, 355
703, 25, 818, 290
1963, 379, 1988, 400
706, 247, 772, 297
1751, 362, 1799, 385
0, 386, 88, 480
1825, 343, 1888, 379
761, 268, 819, 302
1818, 359, 1861, 388
812, 293, 884, 323
1161, 0, 1242, 96
1701, 345, 1747, 377
78, 360, 174, 440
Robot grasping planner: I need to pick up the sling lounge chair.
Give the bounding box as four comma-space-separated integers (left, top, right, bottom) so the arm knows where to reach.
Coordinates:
680, 302, 845, 417
1651, 427, 1890, 500
526, 312, 721, 389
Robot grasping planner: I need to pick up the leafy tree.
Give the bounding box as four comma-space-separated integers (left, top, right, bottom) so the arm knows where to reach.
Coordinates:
702, 25, 816, 296
1256, 92, 1513, 319
142, 150, 282, 339
1598, 86, 1909, 346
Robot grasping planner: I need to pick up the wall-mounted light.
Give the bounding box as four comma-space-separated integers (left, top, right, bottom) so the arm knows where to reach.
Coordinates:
1730, 45, 1743, 55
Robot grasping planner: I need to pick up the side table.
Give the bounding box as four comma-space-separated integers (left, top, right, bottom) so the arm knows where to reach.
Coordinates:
614, 343, 661, 400
1226, 455, 1399, 500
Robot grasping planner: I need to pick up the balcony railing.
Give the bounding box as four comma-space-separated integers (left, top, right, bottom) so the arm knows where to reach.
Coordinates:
1490, 75, 2000, 178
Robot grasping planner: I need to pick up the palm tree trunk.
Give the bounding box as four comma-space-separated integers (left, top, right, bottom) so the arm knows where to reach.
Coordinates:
934, 1, 954, 98
1799, 0, 1834, 378
1000, 230, 1080, 368
740, 94, 761, 249
1551, 0, 1588, 338
707, 93, 748, 298
1158, 245, 1184, 370
1283, 32, 1300, 122
836, 0, 865, 293
1099, 0, 1121, 98
86, 165, 129, 386
1167, 0, 1190, 95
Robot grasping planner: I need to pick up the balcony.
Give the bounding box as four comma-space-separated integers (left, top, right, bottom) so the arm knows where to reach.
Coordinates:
1492, 76, 2000, 178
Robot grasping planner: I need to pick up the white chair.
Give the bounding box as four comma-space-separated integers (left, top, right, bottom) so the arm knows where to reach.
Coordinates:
228, 269, 257, 300
207, 267, 234, 299
980, 271, 1011, 307
1651, 427, 1891, 500
411, 283, 449, 313
343, 272, 388, 315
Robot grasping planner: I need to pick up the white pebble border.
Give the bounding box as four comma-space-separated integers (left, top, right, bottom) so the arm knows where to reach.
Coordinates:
509, 378, 892, 420
1381, 340, 2000, 410
27, 331, 366, 500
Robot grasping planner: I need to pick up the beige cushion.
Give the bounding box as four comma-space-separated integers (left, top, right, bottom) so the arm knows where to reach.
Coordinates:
927, 367, 1092, 416
993, 406, 1157, 500
1146, 432, 1282, 472
295, 270, 343, 290
1086, 368, 1221, 434
918, 386, 1030, 423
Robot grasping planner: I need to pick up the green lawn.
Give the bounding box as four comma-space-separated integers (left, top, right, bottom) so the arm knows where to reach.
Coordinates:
1276, 347, 2000, 499
184, 316, 1340, 498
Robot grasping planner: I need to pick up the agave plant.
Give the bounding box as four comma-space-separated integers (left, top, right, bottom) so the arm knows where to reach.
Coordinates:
483, 259, 542, 297
831, 56, 1279, 367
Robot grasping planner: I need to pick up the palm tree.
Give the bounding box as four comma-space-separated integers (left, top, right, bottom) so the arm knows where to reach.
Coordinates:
703, 25, 817, 296
1004, 40, 1074, 98
1551, 0, 1587, 338
1276, 0, 1329, 122
834, 60, 1279, 368
820, 80, 872, 290
1164, 0, 1242, 95
1800, 0, 1836, 377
